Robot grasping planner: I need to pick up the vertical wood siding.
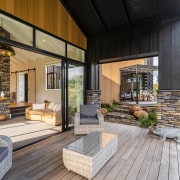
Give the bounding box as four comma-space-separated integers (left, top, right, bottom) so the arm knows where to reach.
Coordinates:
0, 0, 87, 49
100, 59, 144, 103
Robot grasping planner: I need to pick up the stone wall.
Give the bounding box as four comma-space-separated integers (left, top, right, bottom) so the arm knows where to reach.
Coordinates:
157, 90, 180, 128
0, 56, 10, 119
86, 90, 101, 109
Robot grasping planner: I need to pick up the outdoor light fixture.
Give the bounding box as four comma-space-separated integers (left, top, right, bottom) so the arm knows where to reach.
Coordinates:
0, 43, 15, 56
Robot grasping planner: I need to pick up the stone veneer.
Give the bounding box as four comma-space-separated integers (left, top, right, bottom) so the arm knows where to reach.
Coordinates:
86, 90, 101, 109
157, 90, 180, 128
0, 56, 10, 119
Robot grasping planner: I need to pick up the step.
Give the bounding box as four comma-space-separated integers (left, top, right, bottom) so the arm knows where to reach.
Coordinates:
10, 105, 30, 118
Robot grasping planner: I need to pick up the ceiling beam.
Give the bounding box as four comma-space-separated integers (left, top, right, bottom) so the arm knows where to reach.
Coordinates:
121, 0, 131, 26
90, 0, 107, 31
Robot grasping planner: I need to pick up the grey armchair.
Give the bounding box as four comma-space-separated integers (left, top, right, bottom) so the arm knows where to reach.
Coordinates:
74, 104, 104, 135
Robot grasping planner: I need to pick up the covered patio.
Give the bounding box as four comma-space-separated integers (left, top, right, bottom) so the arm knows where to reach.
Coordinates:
2, 122, 180, 180
120, 64, 158, 104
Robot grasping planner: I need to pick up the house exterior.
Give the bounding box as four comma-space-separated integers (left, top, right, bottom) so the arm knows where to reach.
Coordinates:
1, 0, 180, 128
0, 0, 87, 131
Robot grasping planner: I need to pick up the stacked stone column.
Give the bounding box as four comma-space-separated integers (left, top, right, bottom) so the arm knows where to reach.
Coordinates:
157, 90, 180, 128
86, 90, 101, 109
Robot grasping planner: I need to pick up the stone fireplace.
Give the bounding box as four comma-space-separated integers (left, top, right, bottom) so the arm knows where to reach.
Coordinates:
157, 90, 180, 128
0, 56, 10, 119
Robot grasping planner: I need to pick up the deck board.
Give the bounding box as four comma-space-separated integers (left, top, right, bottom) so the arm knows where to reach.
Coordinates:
147, 140, 164, 180
169, 141, 179, 180
2, 122, 180, 180
158, 141, 170, 180
101, 128, 144, 180
136, 138, 158, 180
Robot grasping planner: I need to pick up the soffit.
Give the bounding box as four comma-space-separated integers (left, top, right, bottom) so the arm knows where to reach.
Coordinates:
60, 0, 180, 36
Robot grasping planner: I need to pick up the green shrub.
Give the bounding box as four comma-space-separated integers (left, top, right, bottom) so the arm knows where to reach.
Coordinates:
104, 101, 119, 112
112, 100, 119, 106
106, 106, 114, 112
138, 115, 152, 128
138, 108, 157, 128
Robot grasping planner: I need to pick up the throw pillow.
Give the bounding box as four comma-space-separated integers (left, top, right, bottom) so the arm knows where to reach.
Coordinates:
32, 103, 45, 110
53, 104, 61, 112
52, 104, 58, 112
48, 102, 56, 110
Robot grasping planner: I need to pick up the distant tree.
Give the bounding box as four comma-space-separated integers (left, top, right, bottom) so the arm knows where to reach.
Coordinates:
153, 83, 158, 95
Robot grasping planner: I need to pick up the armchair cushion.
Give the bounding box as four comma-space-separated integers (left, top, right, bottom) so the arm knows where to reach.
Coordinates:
0, 147, 8, 162
80, 104, 97, 118
80, 118, 99, 125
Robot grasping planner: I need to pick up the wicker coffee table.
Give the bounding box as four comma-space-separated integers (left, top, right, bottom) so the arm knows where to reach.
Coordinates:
63, 132, 118, 179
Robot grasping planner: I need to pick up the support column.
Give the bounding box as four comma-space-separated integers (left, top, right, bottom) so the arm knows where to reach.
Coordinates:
86, 63, 99, 90
157, 90, 180, 127
157, 20, 180, 127
86, 90, 101, 109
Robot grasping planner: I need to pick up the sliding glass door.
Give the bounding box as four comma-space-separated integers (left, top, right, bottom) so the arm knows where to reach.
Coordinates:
67, 64, 84, 128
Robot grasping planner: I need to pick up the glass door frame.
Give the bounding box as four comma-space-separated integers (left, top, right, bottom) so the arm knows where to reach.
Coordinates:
61, 60, 85, 131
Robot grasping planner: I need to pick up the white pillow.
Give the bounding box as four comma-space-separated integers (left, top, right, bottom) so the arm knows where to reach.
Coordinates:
48, 102, 56, 110
55, 104, 61, 111
32, 103, 45, 110
52, 104, 58, 112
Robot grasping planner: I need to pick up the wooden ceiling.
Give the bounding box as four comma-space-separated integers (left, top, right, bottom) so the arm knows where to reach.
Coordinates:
60, 0, 180, 36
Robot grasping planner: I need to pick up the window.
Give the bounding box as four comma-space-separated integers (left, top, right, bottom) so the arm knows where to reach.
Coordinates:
67, 44, 85, 62
46, 63, 61, 89
36, 30, 65, 56
0, 14, 33, 46
0, 12, 86, 62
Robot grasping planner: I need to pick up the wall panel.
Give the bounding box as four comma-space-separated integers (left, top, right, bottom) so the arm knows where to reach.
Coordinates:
87, 23, 158, 63
0, 0, 86, 49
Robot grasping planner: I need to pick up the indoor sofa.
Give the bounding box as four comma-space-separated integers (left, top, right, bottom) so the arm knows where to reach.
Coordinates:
0, 135, 12, 179
25, 102, 61, 126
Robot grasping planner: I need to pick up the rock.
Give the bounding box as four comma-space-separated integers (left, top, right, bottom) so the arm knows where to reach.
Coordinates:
101, 108, 107, 114
132, 105, 142, 112
133, 110, 148, 119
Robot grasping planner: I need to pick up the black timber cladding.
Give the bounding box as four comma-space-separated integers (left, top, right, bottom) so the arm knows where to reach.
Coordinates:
60, 0, 180, 36
61, 0, 180, 90
87, 23, 159, 63
159, 19, 180, 90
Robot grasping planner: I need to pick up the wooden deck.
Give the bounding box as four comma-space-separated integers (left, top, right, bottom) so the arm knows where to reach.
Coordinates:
3, 122, 180, 180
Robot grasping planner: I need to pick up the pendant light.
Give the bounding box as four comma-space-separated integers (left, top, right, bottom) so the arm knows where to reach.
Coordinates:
0, 17, 15, 57
0, 43, 15, 56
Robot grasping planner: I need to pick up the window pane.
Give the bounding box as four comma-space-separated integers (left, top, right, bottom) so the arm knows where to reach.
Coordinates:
36, 30, 65, 56
68, 65, 84, 127
67, 44, 85, 62
0, 14, 33, 46
46, 63, 61, 89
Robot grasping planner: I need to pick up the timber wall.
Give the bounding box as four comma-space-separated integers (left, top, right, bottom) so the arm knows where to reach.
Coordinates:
100, 59, 144, 103
0, 0, 86, 49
